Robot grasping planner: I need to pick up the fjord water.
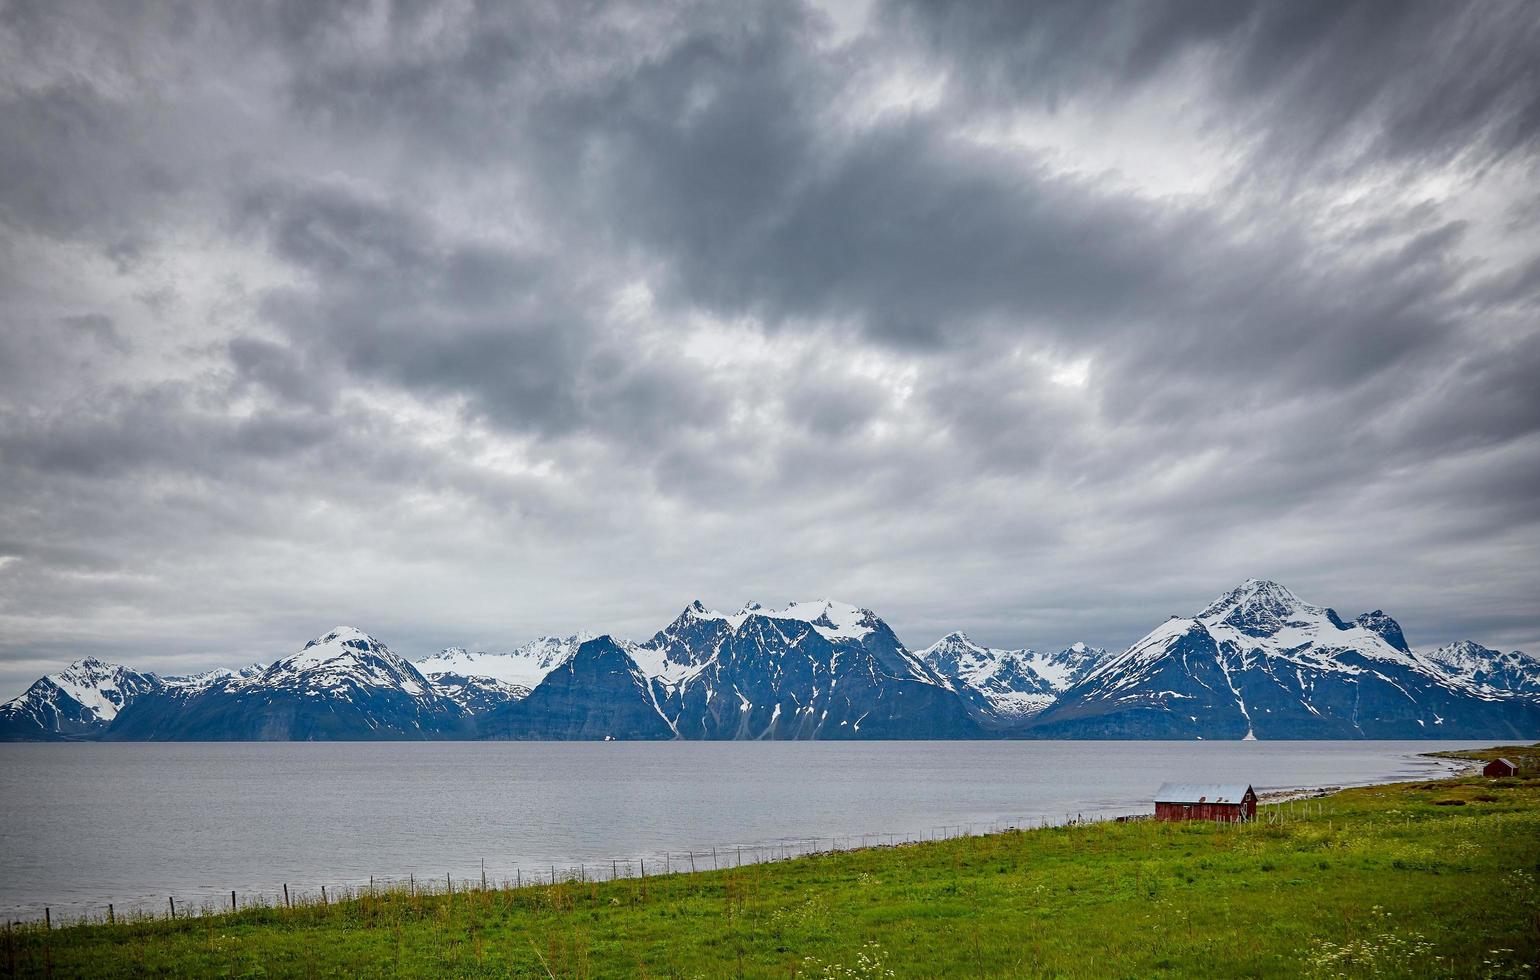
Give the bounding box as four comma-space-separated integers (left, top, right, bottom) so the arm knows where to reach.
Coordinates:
0, 740, 1489, 921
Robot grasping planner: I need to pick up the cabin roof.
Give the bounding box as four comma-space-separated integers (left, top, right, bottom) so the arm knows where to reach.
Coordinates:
1492, 758, 1516, 767
1153, 782, 1254, 804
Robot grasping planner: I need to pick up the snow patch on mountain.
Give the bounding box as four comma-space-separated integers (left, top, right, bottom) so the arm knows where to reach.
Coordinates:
413, 633, 594, 690
625, 639, 712, 686
426, 672, 532, 713
163, 663, 267, 693
917, 632, 1106, 722
686, 599, 881, 643
1022, 641, 1108, 691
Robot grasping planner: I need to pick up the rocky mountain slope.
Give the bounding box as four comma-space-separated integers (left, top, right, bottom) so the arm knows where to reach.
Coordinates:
635, 600, 979, 740
477, 637, 676, 740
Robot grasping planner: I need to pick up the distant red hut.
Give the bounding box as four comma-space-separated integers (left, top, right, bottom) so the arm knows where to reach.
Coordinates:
1154, 783, 1257, 823
1483, 758, 1518, 778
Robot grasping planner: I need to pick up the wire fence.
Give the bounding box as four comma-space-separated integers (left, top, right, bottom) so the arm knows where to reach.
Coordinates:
6, 798, 1339, 931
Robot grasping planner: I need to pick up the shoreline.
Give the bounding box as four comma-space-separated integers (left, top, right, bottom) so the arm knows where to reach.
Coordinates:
5, 742, 1536, 977
5, 741, 1524, 927
1258, 746, 1485, 803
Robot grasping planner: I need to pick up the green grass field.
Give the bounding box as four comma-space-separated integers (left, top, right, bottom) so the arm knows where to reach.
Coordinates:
6, 745, 1538, 978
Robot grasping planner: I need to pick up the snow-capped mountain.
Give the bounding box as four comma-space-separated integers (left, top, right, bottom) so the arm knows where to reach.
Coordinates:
5, 587, 1534, 741
481, 600, 981, 740
917, 633, 1106, 725
1421, 641, 1540, 700
624, 600, 726, 685
425, 672, 532, 714
414, 634, 594, 690
1027, 579, 1540, 739
0, 658, 164, 740
1021, 642, 1108, 691
479, 636, 676, 740
162, 663, 268, 692
637, 600, 977, 740
107, 628, 469, 740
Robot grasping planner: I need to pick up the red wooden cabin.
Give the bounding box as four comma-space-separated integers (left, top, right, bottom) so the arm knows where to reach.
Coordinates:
1153, 783, 1257, 822
1483, 758, 1518, 778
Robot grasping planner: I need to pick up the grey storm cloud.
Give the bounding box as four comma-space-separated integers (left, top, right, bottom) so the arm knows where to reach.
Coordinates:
887, 0, 1540, 174
0, 0, 1537, 697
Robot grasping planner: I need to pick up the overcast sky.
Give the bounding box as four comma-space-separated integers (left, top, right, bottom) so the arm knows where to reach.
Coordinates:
2, 0, 1538, 698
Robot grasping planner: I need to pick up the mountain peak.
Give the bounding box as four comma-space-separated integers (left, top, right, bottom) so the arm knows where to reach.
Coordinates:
271, 628, 429, 695
304, 626, 377, 650
657, 601, 726, 637
1198, 578, 1302, 616
1196, 579, 1323, 637
1355, 609, 1410, 652
0, 657, 162, 735
666, 600, 723, 627
672, 598, 883, 642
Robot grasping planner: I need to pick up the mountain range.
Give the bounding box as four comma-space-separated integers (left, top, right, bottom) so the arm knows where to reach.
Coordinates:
3, 581, 1537, 741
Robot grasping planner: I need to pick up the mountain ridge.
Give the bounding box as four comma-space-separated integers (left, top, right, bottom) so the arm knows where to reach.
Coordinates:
4, 583, 1536, 740
1025, 580, 1538, 739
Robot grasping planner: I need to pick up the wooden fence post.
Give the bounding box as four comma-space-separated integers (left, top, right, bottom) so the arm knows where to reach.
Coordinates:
284, 883, 291, 909
168, 897, 175, 920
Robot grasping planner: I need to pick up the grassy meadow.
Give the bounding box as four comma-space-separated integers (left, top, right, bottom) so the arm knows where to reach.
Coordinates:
4, 744, 1538, 978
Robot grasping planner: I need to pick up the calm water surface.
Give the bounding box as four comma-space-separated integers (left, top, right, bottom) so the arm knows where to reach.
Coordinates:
0, 740, 1490, 920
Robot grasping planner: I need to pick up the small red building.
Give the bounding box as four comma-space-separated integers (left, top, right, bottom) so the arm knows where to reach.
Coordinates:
1483, 758, 1518, 778
1154, 783, 1257, 823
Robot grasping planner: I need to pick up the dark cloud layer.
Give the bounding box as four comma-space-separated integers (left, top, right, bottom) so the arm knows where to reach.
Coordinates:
1, 0, 1537, 695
